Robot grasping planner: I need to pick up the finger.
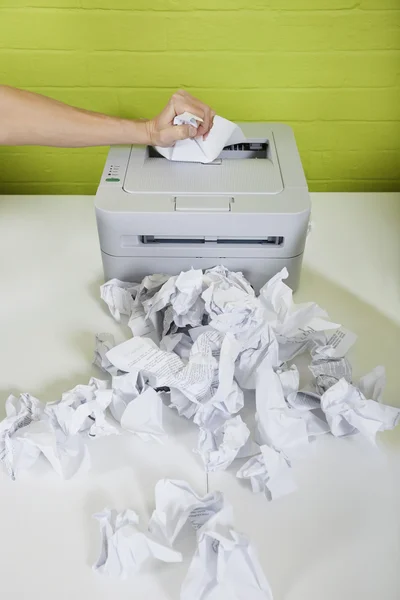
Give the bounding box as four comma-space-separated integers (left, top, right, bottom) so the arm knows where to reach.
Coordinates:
172, 91, 207, 122
201, 107, 212, 135
199, 110, 216, 139
203, 111, 216, 140
159, 124, 197, 146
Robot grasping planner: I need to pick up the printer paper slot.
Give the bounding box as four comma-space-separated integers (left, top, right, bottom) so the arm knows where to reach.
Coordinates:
219, 142, 268, 160
140, 235, 284, 246
148, 142, 268, 161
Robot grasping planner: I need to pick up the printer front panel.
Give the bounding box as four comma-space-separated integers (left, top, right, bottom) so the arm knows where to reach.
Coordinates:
101, 252, 304, 292
96, 206, 310, 260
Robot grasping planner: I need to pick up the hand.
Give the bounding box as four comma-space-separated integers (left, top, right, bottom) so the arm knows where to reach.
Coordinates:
145, 90, 216, 147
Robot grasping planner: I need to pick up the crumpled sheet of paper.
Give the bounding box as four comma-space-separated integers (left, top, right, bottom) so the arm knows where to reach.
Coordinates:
120, 387, 165, 443
93, 507, 182, 578
0, 393, 45, 479
45, 377, 117, 438
180, 503, 274, 600
12, 419, 91, 479
155, 113, 247, 164
237, 444, 297, 500
321, 377, 400, 442
358, 365, 386, 403
148, 479, 226, 546
0, 392, 91, 479
93, 332, 119, 376
196, 416, 251, 472
309, 349, 353, 395
100, 278, 138, 321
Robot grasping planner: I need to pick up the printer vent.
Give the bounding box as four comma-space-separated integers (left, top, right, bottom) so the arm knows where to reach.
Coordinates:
220, 142, 268, 159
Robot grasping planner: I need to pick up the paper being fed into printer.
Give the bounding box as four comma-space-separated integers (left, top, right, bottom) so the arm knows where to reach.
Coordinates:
155, 112, 247, 164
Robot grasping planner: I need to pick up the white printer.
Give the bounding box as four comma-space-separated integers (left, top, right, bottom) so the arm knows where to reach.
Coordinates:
95, 123, 310, 291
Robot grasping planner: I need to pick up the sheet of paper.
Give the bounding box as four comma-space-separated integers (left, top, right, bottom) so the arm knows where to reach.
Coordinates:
0, 393, 45, 479
148, 479, 225, 547
126, 274, 169, 337
14, 419, 91, 479
108, 370, 144, 423
106, 333, 217, 403
120, 387, 166, 443
155, 114, 247, 164
100, 278, 138, 321
93, 508, 182, 579
286, 390, 321, 411
309, 355, 352, 395
321, 377, 400, 442
255, 364, 311, 459
169, 387, 198, 419
316, 327, 358, 358
145, 269, 204, 331
196, 416, 250, 472
358, 366, 386, 403
180, 505, 274, 600
93, 332, 120, 376
260, 268, 340, 339
45, 377, 117, 438
237, 444, 297, 501
277, 365, 299, 398
160, 332, 193, 361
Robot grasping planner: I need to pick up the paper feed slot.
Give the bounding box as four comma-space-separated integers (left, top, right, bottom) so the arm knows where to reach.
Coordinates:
140, 235, 284, 246
148, 142, 268, 161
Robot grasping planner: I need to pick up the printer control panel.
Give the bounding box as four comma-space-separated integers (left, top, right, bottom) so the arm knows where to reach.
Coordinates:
99, 146, 131, 187
105, 164, 121, 182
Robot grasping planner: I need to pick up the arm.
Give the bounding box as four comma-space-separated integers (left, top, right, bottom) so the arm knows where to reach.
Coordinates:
0, 86, 215, 148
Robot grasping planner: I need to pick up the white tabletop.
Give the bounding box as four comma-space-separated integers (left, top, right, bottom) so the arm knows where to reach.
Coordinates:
0, 193, 399, 600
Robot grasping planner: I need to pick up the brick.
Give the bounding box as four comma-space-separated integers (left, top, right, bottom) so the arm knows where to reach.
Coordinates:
360, 1, 400, 8
0, 182, 96, 194
87, 51, 400, 89
267, 0, 358, 7
302, 150, 400, 181
0, 9, 399, 52
27, 87, 120, 114
114, 88, 400, 122
0, 151, 105, 182
81, 0, 269, 8
309, 180, 400, 192
0, 146, 106, 157
294, 122, 400, 152
1, 1, 81, 6
166, 11, 400, 52
0, 51, 88, 87
0, 9, 168, 51
80, 0, 357, 9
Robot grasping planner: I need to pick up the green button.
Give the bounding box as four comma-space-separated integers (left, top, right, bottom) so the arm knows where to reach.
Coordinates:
106, 177, 120, 182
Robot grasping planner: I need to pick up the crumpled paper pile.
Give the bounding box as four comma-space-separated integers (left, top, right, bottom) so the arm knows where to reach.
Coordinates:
93, 478, 274, 599
1, 266, 399, 500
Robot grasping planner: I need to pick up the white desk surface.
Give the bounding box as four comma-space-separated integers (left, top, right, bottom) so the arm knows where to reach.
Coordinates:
0, 193, 399, 600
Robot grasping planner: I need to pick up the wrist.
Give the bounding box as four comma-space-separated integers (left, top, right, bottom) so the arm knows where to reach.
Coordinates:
116, 118, 151, 146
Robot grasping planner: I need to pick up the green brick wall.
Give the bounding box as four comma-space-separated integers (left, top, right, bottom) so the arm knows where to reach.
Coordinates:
0, 1, 399, 194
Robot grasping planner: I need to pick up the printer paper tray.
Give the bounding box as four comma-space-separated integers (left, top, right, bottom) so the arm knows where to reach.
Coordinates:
110, 244, 292, 259
101, 252, 304, 293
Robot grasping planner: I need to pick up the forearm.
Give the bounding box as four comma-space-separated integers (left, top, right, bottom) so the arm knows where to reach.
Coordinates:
0, 85, 150, 147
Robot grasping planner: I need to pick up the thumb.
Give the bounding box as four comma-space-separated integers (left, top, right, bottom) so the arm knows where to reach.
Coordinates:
161, 124, 198, 146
